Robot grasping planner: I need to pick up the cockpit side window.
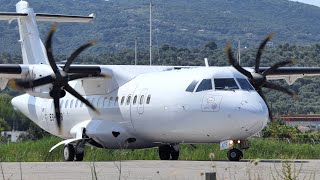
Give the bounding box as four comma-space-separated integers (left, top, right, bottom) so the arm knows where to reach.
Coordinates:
214, 78, 239, 90
185, 80, 199, 92
236, 78, 254, 90
196, 79, 212, 92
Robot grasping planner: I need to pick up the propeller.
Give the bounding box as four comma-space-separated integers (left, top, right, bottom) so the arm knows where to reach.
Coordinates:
15, 23, 103, 133
226, 33, 298, 121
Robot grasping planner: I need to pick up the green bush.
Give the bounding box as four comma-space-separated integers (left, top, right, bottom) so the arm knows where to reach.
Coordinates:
261, 120, 299, 139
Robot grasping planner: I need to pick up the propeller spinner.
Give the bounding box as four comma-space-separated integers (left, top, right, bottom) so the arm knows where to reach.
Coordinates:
226, 34, 298, 120
15, 24, 103, 132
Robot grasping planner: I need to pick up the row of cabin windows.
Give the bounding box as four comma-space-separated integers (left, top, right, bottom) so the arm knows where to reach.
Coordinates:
58, 94, 151, 109
186, 78, 254, 93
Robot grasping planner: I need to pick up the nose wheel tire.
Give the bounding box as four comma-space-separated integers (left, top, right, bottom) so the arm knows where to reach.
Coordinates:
227, 148, 243, 161
159, 145, 180, 160
63, 144, 75, 161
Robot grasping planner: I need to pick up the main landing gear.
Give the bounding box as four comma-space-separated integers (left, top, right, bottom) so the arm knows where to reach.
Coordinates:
158, 144, 180, 160
63, 141, 85, 161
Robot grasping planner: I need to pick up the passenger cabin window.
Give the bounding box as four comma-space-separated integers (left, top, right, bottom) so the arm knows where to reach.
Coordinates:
65, 100, 69, 109
103, 97, 108, 107
214, 78, 239, 90
146, 95, 151, 104
186, 80, 199, 92
109, 97, 113, 106
140, 95, 145, 105
60, 100, 64, 108
70, 99, 74, 108
133, 95, 137, 105
126, 96, 131, 105
75, 100, 79, 108
121, 96, 125, 105
196, 79, 212, 92
236, 78, 254, 91
114, 97, 118, 106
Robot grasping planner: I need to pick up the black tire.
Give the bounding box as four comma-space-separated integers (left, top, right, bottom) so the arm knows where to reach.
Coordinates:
227, 148, 243, 161
171, 150, 179, 160
75, 151, 84, 161
63, 144, 75, 161
159, 145, 171, 160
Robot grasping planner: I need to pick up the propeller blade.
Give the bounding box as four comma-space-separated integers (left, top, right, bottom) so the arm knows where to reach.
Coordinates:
226, 42, 253, 79
63, 84, 99, 113
257, 88, 273, 121
63, 41, 96, 73
255, 33, 273, 72
52, 86, 62, 133
263, 81, 298, 99
68, 73, 109, 81
14, 75, 54, 89
45, 23, 60, 75
262, 60, 293, 76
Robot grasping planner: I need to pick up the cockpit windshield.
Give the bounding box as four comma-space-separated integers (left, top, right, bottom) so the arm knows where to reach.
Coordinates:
196, 79, 212, 92
236, 78, 254, 91
214, 78, 239, 90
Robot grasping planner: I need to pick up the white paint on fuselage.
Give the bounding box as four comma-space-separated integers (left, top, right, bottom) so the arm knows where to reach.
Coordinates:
11, 66, 269, 149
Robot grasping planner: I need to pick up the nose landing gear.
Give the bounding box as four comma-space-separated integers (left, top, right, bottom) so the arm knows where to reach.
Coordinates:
227, 148, 243, 161
220, 139, 249, 161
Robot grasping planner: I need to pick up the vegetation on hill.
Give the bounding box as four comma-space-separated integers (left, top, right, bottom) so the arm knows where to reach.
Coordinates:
0, 0, 320, 54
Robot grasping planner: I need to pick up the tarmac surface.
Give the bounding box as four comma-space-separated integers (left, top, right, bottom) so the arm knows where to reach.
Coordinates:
0, 160, 319, 180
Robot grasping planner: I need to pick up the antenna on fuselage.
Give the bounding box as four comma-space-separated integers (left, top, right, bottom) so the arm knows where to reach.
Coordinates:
149, 1, 152, 66
204, 58, 209, 67
237, 40, 241, 65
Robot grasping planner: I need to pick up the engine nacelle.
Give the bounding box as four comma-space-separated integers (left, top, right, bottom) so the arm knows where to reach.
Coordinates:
24, 64, 54, 98
85, 120, 135, 149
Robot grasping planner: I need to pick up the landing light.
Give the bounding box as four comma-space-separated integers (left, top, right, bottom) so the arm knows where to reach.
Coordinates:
237, 140, 241, 144
229, 140, 234, 145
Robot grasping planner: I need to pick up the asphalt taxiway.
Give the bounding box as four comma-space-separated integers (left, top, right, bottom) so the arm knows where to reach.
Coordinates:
0, 160, 319, 180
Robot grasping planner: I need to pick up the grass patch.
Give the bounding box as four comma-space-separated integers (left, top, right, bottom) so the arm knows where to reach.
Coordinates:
1, 137, 320, 161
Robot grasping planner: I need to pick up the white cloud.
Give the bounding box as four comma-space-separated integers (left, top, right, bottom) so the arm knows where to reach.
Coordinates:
289, 0, 320, 7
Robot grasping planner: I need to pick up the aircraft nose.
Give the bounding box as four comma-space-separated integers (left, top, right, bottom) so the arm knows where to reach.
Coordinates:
235, 98, 269, 134
11, 96, 23, 111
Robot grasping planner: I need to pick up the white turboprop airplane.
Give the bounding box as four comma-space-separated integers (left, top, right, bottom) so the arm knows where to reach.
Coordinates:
1, 1, 320, 161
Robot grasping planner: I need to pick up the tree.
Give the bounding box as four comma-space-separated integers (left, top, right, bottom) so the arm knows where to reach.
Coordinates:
204, 41, 217, 50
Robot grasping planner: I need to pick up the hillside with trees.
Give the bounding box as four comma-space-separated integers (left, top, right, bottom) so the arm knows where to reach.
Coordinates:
1, 0, 320, 133
0, 0, 319, 54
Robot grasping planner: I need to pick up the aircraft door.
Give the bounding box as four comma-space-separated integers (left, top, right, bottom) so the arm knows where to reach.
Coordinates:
138, 89, 148, 114
40, 106, 48, 130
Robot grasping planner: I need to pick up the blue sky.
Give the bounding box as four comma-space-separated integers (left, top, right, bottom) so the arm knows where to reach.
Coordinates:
289, 0, 320, 7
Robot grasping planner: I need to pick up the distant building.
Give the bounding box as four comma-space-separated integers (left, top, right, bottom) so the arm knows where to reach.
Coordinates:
1, 131, 28, 142
281, 114, 320, 131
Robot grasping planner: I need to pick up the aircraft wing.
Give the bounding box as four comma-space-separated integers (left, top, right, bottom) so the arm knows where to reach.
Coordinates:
0, 64, 106, 90
256, 67, 320, 85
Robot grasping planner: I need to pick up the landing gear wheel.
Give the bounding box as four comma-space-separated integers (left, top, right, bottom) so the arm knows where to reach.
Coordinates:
63, 144, 75, 161
75, 152, 84, 161
158, 145, 180, 160
227, 148, 243, 161
171, 150, 179, 160
159, 145, 171, 160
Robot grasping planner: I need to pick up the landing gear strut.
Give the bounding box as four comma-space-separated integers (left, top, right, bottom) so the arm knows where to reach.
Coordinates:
227, 148, 243, 161
158, 144, 180, 160
63, 141, 85, 161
